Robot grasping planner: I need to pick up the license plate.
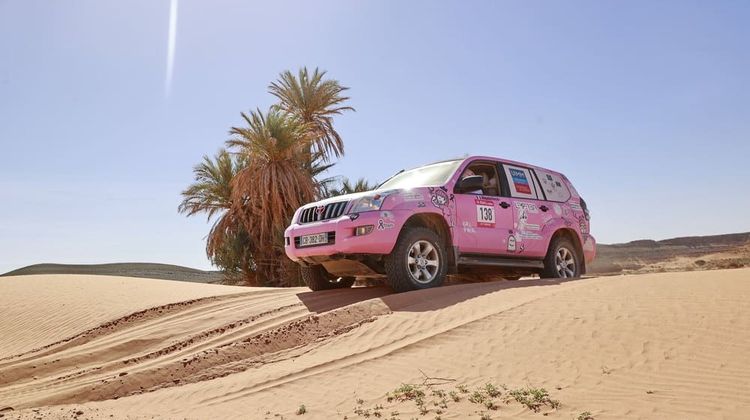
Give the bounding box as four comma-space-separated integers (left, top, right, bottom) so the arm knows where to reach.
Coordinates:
298, 233, 329, 247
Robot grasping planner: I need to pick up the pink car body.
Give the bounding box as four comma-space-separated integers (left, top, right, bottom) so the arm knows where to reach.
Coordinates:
284, 156, 595, 283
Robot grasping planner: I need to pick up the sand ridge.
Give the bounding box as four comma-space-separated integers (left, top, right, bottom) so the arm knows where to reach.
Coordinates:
1, 269, 750, 419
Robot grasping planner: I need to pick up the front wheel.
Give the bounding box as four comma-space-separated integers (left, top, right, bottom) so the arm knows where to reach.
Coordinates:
300, 265, 355, 291
541, 236, 581, 279
385, 227, 447, 293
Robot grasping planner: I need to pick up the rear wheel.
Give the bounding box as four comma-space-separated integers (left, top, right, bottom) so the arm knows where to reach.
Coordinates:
300, 265, 355, 291
541, 236, 581, 279
385, 227, 447, 292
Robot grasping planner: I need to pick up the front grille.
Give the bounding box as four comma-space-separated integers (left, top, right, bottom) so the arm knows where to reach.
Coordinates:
294, 232, 336, 248
298, 201, 349, 224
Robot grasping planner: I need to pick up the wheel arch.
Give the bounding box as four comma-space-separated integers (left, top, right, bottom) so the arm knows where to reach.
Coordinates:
400, 212, 455, 267
548, 228, 586, 274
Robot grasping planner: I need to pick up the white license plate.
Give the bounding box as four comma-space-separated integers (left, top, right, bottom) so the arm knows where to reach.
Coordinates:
298, 233, 329, 247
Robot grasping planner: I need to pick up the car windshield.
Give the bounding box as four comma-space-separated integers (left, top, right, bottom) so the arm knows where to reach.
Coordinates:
378, 160, 463, 190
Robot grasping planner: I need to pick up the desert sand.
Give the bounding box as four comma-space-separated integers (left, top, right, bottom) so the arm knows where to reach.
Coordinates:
2, 269, 750, 419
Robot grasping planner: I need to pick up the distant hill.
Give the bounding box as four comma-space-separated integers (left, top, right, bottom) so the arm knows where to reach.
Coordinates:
4, 232, 748, 282
589, 232, 750, 275
1, 263, 226, 284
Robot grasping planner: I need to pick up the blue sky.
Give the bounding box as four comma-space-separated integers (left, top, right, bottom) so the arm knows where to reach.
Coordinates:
1, 0, 748, 273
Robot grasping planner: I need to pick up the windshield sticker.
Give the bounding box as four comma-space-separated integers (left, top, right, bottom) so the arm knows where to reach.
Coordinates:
509, 168, 531, 194
475, 198, 495, 227
537, 170, 571, 202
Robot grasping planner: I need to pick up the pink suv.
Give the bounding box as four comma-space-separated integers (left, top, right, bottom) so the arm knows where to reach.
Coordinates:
284, 156, 596, 292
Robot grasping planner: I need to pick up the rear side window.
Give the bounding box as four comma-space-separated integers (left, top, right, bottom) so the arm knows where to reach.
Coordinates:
502, 164, 540, 199
536, 169, 571, 202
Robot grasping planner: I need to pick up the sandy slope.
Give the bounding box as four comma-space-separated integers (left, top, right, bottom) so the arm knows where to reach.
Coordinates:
2, 270, 750, 419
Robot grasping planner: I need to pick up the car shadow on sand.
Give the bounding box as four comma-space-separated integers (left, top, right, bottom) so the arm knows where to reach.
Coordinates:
296, 277, 585, 314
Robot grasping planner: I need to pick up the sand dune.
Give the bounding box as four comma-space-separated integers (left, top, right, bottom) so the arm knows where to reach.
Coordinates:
2, 269, 749, 419
1, 263, 225, 284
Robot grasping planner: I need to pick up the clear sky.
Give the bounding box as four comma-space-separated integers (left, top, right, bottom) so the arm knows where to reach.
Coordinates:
1, 0, 748, 274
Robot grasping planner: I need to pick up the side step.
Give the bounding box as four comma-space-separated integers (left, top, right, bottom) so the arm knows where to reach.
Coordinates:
457, 255, 544, 270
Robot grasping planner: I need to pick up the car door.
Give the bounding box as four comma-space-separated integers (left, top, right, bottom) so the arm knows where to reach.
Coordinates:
499, 163, 549, 258
453, 161, 514, 255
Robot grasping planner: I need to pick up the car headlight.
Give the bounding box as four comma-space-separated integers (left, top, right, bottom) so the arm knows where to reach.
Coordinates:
348, 195, 385, 213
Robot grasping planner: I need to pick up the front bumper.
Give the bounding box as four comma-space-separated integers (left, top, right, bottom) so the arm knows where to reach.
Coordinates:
284, 210, 410, 263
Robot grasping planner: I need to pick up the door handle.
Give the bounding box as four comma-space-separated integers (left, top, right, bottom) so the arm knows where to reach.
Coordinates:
540, 205, 549, 212
499, 202, 510, 209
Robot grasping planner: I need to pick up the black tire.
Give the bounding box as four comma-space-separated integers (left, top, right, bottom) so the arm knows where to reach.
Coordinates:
300, 265, 355, 291
541, 236, 581, 279
384, 227, 447, 293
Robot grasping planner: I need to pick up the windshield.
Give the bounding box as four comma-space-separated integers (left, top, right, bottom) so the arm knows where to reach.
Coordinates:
378, 160, 463, 190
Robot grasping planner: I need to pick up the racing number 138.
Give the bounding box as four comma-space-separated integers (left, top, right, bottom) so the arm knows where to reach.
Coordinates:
476, 204, 495, 226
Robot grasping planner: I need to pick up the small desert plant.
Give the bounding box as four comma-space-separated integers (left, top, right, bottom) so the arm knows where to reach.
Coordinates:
468, 390, 486, 404
577, 411, 594, 420
457, 384, 469, 394
387, 384, 425, 402
296, 404, 306, 415
484, 383, 501, 398
480, 413, 492, 420
507, 387, 560, 412
449, 390, 460, 402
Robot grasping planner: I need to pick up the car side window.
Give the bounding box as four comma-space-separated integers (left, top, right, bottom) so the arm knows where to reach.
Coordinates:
535, 169, 571, 202
457, 162, 501, 196
501, 164, 540, 199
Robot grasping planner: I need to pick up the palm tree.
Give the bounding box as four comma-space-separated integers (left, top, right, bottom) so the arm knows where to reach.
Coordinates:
178, 150, 255, 282
268, 67, 354, 161
328, 177, 376, 197
227, 108, 317, 284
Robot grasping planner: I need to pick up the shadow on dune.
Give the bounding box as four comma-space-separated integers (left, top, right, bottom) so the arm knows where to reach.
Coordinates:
297, 277, 582, 314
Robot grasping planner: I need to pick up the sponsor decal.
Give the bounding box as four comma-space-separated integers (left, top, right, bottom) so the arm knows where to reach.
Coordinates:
380, 211, 395, 221
428, 186, 456, 228
507, 235, 517, 252
377, 219, 394, 230
430, 188, 449, 208
400, 191, 424, 202
578, 215, 588, 234
509, 168, 532, 194
514, 202, 539, 213
462, 220, 476, 234
519, 231, 542, 240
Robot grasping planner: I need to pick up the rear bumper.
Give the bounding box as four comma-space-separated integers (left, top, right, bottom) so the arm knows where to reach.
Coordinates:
284, 210, 409, 263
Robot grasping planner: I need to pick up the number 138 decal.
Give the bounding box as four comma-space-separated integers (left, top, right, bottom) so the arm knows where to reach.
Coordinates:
475, 199, 495, 227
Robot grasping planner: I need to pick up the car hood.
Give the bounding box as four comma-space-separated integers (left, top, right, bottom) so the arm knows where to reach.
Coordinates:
308, 188, 394, 207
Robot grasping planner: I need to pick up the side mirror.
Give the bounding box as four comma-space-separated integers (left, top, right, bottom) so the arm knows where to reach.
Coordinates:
456, 175, 484, 193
